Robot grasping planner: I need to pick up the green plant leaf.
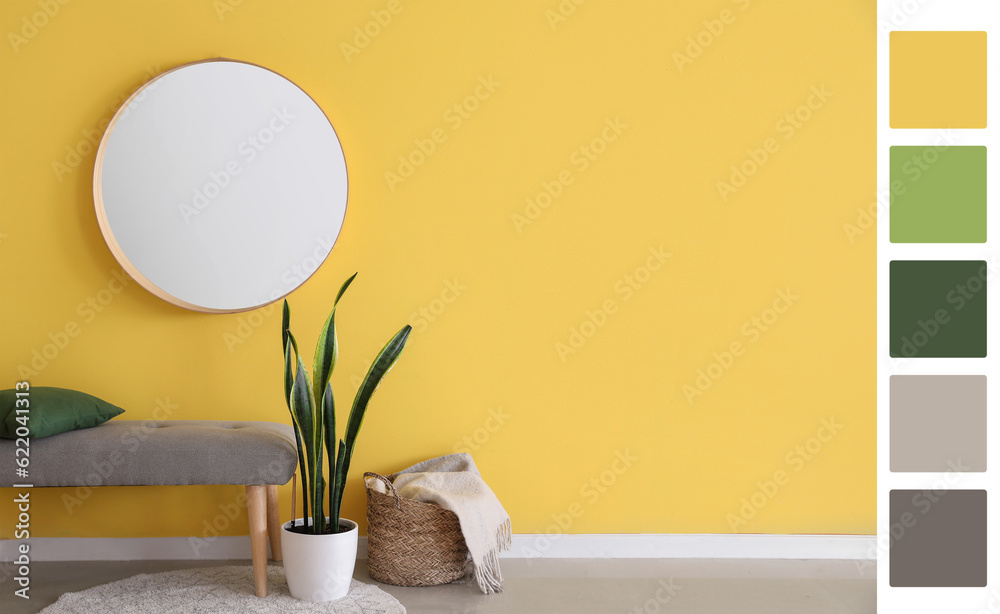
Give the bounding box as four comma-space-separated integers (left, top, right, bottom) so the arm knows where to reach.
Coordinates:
322, 381, 336, 526
331, 438, 347, 531
286, 333, 311, 444
283, 333, 295, 416
312, 273, 356, 415
322, 382, 335, 451
334, 272, 357, 304
290, 428, 307, 525
334, 324, 411, 513
286, 333, 309, 523
315, 474, 326, 534
291, 350, 325, 532
303, 356, 326, 533
282, 299, 290, 356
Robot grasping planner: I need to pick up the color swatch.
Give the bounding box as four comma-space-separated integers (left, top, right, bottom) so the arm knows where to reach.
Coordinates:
889, 146, 987, 243
889, 489, 987, 587
889, 260, 987, 358
890, 375, 986, 472
884, 18, 991, 609
890, 31, 987, 129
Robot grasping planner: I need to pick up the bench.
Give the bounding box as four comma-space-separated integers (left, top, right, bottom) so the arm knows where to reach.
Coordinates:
0, 420, 297, 597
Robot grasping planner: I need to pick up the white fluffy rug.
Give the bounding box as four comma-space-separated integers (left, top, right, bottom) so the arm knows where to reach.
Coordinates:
39, 565, 406, 613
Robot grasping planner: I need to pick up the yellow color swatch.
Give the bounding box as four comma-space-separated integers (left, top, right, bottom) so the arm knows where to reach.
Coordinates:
890, 31, 987, 128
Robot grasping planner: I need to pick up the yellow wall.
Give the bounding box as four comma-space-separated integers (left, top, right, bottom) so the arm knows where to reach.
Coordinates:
0, 0, 873, 538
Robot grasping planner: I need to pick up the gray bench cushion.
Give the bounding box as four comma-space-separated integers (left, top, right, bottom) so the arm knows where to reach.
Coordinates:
0, 420, 297, 487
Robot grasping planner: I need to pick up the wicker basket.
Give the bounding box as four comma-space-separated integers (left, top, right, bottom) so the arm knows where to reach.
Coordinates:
364, 472, 469, 587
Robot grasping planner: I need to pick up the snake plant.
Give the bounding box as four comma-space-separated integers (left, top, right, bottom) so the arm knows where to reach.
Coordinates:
282, 273, 411, 534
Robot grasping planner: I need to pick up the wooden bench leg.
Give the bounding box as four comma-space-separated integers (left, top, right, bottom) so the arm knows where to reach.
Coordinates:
246, 485, 268, 597
266, 484, 282, 561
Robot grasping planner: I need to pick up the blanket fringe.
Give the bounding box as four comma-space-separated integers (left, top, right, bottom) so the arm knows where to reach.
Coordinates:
472, 518, 512, 594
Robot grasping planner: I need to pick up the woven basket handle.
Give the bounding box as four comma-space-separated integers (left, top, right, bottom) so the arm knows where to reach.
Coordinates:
364, 472, 401, 510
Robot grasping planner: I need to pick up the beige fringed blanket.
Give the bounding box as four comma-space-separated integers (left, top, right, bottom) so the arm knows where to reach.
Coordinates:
374, 453, 511, 594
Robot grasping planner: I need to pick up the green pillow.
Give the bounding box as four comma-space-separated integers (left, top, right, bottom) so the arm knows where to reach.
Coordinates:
0, 387, 125, 439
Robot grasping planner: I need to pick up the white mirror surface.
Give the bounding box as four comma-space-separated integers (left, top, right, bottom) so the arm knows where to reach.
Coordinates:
94, 59, 348, 312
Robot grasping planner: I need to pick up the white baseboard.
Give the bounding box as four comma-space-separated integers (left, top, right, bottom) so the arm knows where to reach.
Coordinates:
0, 534, 874, 562
0, 536, 270, 562
505, 534, 873, 560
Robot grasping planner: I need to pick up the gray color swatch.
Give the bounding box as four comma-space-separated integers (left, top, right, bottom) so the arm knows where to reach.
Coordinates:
889, 489, 987, 587
890, 375, 986, 472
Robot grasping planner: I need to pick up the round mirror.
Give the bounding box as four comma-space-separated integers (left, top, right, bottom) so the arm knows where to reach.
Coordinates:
93, 59, 348, 313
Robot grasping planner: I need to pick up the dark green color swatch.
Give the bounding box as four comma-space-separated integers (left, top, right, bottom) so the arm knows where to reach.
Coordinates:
889, 146, 986, 243
889, 260, 987, 357
889, 489, 986, 587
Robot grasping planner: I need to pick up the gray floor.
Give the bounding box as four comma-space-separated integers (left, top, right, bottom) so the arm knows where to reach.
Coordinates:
1, 558, 875, 613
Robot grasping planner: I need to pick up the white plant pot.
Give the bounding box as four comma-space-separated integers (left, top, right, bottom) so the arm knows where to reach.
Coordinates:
281, 517, 358, 601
